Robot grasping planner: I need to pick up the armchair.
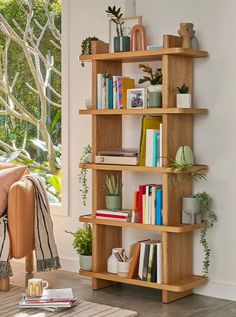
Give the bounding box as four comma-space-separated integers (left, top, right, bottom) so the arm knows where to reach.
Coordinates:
0, 164, 35, 292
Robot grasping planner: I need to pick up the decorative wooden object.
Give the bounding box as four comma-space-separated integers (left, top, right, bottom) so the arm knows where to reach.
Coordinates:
91, 40, 109, 55
131, 24, 147, 51
78, 34, 208, 303
178, 23, 195, 49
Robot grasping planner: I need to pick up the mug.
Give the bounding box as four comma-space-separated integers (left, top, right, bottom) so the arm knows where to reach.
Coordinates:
28, 278, 49, 297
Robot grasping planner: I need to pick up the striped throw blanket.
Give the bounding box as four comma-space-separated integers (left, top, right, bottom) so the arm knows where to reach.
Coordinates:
0, 174, 60, 279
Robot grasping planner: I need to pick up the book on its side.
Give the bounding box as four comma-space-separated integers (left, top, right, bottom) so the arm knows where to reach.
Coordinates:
156, 241, 162, 284
95, 155, 138, 165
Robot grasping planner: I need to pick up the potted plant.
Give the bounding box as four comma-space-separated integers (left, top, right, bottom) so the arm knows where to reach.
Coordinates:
66, 224, 92, 271
104, 174, 122, 210
138, 64, 162, 108
79, 145, 92, 206
80, 36, 98, 67
177, 83, 192, 108
106, 6, 130, 52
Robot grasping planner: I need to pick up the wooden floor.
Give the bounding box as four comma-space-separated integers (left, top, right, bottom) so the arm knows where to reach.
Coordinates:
6, 262, 236, 317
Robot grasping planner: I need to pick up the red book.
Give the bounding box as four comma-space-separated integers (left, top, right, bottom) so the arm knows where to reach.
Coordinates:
139, 185, 146, 224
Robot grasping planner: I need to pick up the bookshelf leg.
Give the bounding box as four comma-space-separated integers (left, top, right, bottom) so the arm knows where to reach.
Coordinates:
162, 290, 192, 303
92, 278, 116, 290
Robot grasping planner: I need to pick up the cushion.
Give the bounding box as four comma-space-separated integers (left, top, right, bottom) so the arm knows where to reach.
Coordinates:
0, 165, 27, 216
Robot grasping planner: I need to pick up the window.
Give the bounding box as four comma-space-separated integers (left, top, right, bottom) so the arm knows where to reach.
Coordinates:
0, 0, 67, 215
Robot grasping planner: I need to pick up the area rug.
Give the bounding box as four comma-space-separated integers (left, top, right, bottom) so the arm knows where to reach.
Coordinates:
0, 286, 138, 316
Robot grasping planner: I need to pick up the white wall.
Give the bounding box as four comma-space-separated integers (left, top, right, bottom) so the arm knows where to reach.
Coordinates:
53, 0, 236, 300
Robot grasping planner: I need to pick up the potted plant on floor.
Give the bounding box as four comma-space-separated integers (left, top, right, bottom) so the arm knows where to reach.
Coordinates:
104, 174, 122, 211
138, 64, 162, 108
106, 6, 130, 52
176, 83, 192, 108
66, 224, 92, 271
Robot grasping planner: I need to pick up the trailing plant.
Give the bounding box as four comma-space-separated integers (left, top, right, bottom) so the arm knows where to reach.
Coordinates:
138, 64, 162, 85
169, 159, 207, 183
177, 83, 189, 94
106, 6, 124, 37
78, 144, 92, 206
66, 224, 92, 256
194, 192, 217, 277
81, 36, 99, 55
104, 174, 122, 196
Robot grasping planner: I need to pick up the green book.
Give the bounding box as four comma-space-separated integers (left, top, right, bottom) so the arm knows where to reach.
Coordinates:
147, 243, 155, 282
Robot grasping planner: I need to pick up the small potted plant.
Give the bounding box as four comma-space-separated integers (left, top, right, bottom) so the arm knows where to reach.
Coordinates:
66, 224, 92, 271
79, 145, 92, 206
106, 6, 130, 52
104, 174, 122, 210
177, 83, 192, 108
138, 64, 162, 108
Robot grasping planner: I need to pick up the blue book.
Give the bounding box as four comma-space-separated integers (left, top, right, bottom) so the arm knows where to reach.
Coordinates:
108, 78, 113, 109
155, 189, 163, 225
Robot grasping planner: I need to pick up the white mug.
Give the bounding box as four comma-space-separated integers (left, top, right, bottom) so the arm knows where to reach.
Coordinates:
28, 278, 49, 297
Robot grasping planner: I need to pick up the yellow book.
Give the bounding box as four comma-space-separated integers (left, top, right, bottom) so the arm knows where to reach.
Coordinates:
139, 116, 162, 166
122, 78, 135, 109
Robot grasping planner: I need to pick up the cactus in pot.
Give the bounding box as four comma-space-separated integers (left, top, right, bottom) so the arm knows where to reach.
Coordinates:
104, 174, 122, 211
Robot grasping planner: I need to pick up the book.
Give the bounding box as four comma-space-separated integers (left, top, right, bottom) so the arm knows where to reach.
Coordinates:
151, 244, 157, 282
95, 155, 138, 165
113, 75, 118, 109
139, 117, 162, 166
159, 123, 163, 167
128, 242, 141, 279
151, 186, 156, 225
142, 194, 146, 225
102, 75, 106, 109
98, 148, 138, 157
25, 288, 74, 301
96, 210, 131, 222
119, 77, 135, 109
155, 189, 163, 225
145, 129, 158, 167
142, 243, 150, 280
131, 191, 139, 223
108, 78, 113, 109
138, 185, 146, 224
156, 241, 162, 284
147, 243, 155, 282
97, 74, 103, 109
138, 240, 147, 279
145, 185, 150, 224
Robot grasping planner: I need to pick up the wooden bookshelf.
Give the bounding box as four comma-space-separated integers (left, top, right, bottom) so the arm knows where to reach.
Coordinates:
79, 214, 203, 233
78, 34, 208, 303
80, 270, 207, 292
79, 108, 208, 115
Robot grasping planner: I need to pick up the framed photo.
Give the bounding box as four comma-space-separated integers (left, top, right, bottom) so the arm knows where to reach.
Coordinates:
109, 16, 142, 53
127, 88, 147, 109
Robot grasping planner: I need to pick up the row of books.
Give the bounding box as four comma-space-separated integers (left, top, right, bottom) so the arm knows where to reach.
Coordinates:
128, 239, 162, 284
19, 288, 78, 312
133, 184, 163, 225
97, 74, 135, 109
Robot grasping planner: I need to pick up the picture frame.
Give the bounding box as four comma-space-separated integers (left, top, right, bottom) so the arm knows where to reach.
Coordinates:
109, 16, 142, 53
127, 88, 147, 109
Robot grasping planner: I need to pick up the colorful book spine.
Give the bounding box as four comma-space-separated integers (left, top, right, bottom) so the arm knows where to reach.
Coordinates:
138, 185, 146, 224
113, 76, 118, 109
117, 76, 123, 109
108, 78, 113, 109
155, 189, 163, 225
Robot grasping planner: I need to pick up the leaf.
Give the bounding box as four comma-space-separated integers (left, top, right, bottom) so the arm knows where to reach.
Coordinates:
0, 150, 22, 163
31, 139, 48, 152
47, 173, 62, 193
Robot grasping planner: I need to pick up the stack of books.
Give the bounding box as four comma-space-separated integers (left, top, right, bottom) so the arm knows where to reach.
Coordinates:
139, 116, 163, 167
97, 74, 135, 109
19, 288, 78, 312
95, 148, 138, 165
128, 239, 162, 283
96, 209, 132, 222
132, 184, 163, 225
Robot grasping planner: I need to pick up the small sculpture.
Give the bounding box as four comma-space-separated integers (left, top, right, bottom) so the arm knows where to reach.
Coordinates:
131, 24, 147, 51
178, 23, 195, 49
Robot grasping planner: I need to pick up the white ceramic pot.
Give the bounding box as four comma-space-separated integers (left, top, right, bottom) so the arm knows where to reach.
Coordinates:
177, 93, 192, 108
148, 84, 162, 93
86, 153, 93, 163
79, 255, 92, 271
182, 197, 200, 225
107, 248, 123, 274
117, 261, 130, 278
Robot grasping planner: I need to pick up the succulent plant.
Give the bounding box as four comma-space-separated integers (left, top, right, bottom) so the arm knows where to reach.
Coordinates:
104, 174, 122, 196
138, 64, 162, 85
106, 6, 124, 37
177, 83, 189, 94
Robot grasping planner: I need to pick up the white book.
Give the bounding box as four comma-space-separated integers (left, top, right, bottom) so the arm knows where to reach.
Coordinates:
148, 194, 152, 225
95, 155, 138, 165
159, 123, 163, 167
102, 75, 106, 109
138, 242, 146, 279
145, 185, 149, 224
106, 77, 109, 109
151, 186, 156, 225
97, 74, 103, 109
145, 129, 158, 167
113, 75, 118, 109
157, 241, 162, 284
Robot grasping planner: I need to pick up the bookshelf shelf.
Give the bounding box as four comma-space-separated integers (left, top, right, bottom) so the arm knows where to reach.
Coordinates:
79, 47, 208, 63
79, 163, 207, 173
79, 214, 203, 233
78, 34, 208, 303
79, 108, 208, 115
79, 270, 207, 292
